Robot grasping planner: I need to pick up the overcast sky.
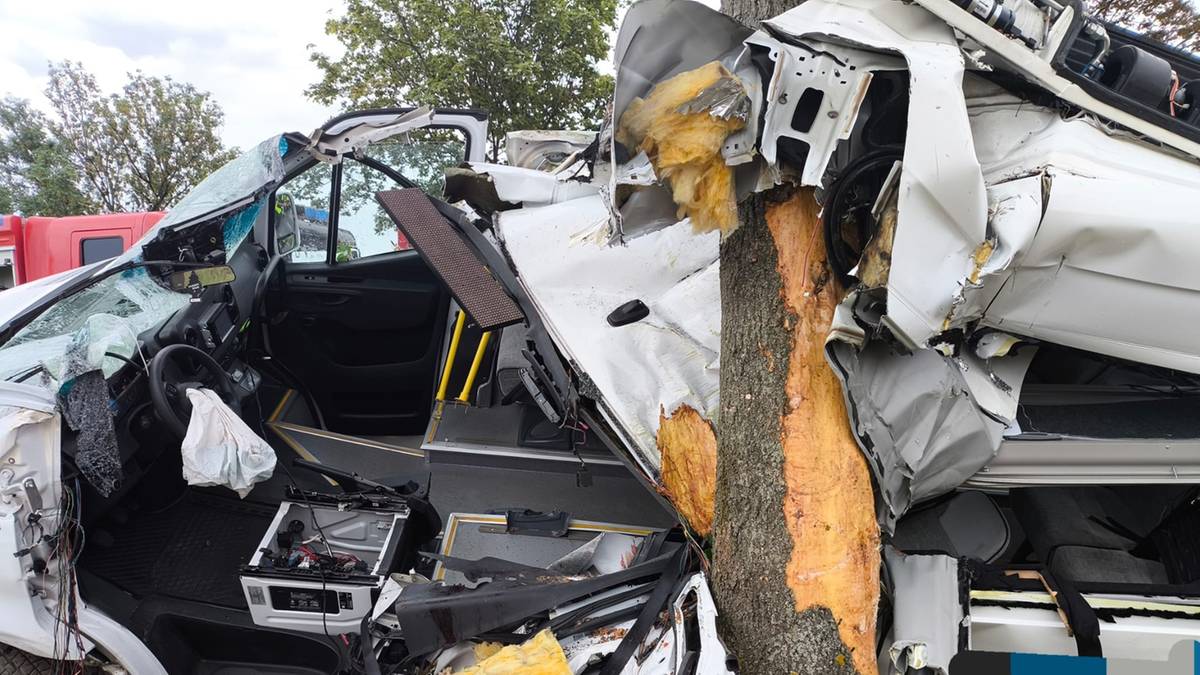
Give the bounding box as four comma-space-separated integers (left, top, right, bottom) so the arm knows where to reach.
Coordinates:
0, 0, 719, 151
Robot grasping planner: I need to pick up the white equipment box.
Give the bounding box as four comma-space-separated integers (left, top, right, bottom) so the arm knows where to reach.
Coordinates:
240, 496, 413, 634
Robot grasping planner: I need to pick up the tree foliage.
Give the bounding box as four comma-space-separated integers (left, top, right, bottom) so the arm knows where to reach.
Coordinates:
308, 0, 619, 160
45, 62, 238, 213
0, 97, 92, 216
1092, 0, 1200, 52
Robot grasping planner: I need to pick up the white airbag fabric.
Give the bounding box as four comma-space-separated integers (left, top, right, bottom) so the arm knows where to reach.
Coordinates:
181, 388, 275, 498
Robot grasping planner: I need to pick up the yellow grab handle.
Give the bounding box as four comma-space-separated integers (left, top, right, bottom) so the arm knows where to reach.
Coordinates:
456, 331, 493, 403
436, 311, 466, 401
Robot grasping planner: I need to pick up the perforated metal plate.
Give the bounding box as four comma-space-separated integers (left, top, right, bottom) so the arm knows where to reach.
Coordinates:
376, 188, 524, 331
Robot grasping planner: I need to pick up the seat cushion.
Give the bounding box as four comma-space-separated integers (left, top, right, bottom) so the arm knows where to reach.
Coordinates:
1009, 487, 1162, 559
1051, 546, 1169, 585
892, 491, 1010, 561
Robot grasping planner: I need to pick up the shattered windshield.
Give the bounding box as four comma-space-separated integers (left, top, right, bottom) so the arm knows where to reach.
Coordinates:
0, 268, 190, 385
0, 137, 285, 387
157, 135, 287, 230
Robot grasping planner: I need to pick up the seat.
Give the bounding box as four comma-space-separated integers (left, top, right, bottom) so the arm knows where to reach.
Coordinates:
892, 491, 1011, 562
1009, 486, 1188, 586
1050, 546, 1168, 585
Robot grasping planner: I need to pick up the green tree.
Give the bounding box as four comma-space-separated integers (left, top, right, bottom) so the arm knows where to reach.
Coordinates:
0, 97, 92, 216
308, 0, 619, 161
45, 62, 237, 212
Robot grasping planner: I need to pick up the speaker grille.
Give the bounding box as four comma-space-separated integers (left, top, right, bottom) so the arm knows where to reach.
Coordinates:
376, 188, 524, 331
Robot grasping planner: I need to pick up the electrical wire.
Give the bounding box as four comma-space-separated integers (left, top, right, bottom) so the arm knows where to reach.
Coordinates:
248, 382, 344, 661
276, 458, 343, 664
102, 351, 140, 371
1170, 71, 1181, 117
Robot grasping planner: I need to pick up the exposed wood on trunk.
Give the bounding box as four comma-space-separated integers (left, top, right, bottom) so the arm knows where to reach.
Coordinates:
713, 188, 880, 674
704, 3, 881, 672
657, 404, 718, 537
770, 190, 881, 675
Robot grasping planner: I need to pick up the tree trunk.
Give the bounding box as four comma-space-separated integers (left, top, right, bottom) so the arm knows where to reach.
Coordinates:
711, 5, 882, 668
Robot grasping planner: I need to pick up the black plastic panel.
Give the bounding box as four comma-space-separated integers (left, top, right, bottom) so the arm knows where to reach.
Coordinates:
376, 188, 524, 332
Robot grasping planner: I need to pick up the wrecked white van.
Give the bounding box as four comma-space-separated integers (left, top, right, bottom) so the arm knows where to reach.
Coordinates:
2, 0, 1200, 672
0, 108, 728, 674
453, 0, 1200, 670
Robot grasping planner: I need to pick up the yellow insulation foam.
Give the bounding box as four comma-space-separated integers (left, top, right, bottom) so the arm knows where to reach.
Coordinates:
618, 61, 746, 234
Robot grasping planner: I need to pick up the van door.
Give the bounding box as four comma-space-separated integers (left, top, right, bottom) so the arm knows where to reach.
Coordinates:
265, 109, 487, 436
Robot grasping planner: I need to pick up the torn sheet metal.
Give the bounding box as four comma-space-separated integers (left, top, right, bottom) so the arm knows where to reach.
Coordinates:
308, 108, 434, 161
505, 130, 596, 172
181, 388, 276, 498
666, 572, 734, 675
454, 163, 601, 210
826, 330, 1035, 527
765, 0, 989, 348
746, 34, 903, 186
884, 549, 963, 675
496, 195, 718, 474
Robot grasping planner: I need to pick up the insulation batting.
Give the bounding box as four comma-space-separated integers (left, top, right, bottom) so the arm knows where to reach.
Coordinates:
617, 61, 746, 234
457, 629, 570, 674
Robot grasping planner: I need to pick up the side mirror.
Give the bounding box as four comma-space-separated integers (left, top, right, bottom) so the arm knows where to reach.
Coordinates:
169, 265, 237, 296
275, 194, 300, 257
277, 229, 299, 257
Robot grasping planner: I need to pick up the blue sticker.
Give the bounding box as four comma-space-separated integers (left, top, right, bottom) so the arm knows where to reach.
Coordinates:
278, 136, 289, 157
1012, 653, 1105, 675
221, 199, 264, 251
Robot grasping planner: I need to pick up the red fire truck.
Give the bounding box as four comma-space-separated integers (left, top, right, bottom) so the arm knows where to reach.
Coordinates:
0, 212, 165, 289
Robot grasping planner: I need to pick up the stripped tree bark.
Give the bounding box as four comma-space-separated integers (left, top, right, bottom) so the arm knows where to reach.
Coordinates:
714, 6, 881, 673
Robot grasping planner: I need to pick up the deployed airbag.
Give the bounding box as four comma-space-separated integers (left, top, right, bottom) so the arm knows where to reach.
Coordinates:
181, 388, 276, 498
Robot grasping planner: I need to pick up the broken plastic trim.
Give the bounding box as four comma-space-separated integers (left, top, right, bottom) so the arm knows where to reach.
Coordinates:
385, 549, 679, 657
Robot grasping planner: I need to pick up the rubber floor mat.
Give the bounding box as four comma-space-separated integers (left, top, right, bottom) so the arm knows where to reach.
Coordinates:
81, 493, 276, 608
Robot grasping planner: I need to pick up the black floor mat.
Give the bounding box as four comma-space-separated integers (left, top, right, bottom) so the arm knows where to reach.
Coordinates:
80, 493, 276, 608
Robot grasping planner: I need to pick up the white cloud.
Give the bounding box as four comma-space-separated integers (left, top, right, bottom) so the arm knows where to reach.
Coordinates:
0, 0, 343, 149
0, 0, 725, 150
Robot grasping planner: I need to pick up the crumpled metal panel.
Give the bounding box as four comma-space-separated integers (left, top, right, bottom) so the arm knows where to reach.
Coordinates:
966, 88, 1200, 373
826, 335, 1033, 528
884, 549, 962, 674
496, 194, 719, 474
766, 0, 989, 348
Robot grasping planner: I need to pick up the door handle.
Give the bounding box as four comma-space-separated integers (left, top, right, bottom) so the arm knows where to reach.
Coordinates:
315, 294, 351, 306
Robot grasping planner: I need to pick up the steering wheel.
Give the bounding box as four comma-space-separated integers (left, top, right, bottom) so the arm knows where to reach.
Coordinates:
149, 344, 242, 438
